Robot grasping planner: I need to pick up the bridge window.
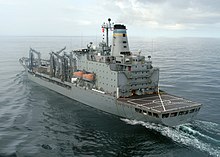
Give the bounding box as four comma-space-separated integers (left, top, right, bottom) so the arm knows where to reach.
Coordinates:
148, 112, 152, 116
123, 41, 127, 43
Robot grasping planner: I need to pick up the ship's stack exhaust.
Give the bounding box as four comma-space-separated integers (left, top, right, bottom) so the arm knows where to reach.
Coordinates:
111, 24, 130, 57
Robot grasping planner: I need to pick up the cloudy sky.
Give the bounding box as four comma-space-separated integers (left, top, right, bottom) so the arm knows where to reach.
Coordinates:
0, 0, 220, 37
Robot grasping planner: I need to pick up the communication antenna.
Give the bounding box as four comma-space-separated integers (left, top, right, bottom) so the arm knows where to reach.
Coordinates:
101, 18, 114, 47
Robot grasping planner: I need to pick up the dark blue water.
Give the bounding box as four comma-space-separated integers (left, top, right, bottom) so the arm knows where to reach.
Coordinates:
0, 36, 219, 156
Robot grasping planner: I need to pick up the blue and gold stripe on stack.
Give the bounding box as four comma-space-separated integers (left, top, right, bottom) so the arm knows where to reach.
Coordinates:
113, 29, 127, 37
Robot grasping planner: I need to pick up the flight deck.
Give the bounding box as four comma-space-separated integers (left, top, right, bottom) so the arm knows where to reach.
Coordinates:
118, 93, 201, 113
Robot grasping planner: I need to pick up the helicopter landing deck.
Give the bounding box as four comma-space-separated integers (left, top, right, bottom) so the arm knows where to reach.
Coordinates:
118, 93, 201, 113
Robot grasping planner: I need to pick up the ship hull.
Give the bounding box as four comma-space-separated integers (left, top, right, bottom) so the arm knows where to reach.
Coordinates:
23, 67, 200, 127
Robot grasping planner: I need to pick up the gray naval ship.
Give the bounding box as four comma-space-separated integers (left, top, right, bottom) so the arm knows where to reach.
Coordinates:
20, 18, 202, 126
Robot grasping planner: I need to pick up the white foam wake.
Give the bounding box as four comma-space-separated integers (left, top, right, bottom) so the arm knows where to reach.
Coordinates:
121, 119, 220, 157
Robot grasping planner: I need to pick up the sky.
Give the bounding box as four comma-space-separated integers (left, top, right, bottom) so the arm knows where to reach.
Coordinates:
0, 0, 220, 37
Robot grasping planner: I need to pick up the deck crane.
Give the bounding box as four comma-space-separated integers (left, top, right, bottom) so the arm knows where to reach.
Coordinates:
29, 48, 41, 71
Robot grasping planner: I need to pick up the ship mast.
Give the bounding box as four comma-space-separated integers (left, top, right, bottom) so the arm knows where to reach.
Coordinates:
102, 18, 114, 47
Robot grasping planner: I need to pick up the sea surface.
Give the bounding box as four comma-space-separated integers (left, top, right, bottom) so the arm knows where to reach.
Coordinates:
0, 36, 219, 157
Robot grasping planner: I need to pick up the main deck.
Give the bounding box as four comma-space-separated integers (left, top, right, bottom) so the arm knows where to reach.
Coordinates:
118, 92, 201, 113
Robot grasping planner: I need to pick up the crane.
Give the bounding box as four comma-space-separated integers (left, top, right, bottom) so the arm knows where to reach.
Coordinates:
29, 48, 41, 71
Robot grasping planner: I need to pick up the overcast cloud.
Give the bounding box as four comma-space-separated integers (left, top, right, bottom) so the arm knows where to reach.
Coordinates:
0, 0, 219, 37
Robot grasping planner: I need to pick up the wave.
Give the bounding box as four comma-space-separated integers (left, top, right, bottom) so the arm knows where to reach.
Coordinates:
121, 119, 220, 157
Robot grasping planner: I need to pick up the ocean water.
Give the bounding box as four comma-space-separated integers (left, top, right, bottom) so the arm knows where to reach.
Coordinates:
0, 36, 219, 157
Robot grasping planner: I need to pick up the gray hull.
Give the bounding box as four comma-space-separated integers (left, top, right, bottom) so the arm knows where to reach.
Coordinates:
25, 68, 200, 127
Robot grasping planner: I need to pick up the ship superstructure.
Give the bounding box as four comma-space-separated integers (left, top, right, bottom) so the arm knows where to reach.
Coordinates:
20, 18, 202, 126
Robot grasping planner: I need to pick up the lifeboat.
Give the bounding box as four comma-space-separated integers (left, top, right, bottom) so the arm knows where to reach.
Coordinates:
73, 71, 84, 78
82, 73, 95, 81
